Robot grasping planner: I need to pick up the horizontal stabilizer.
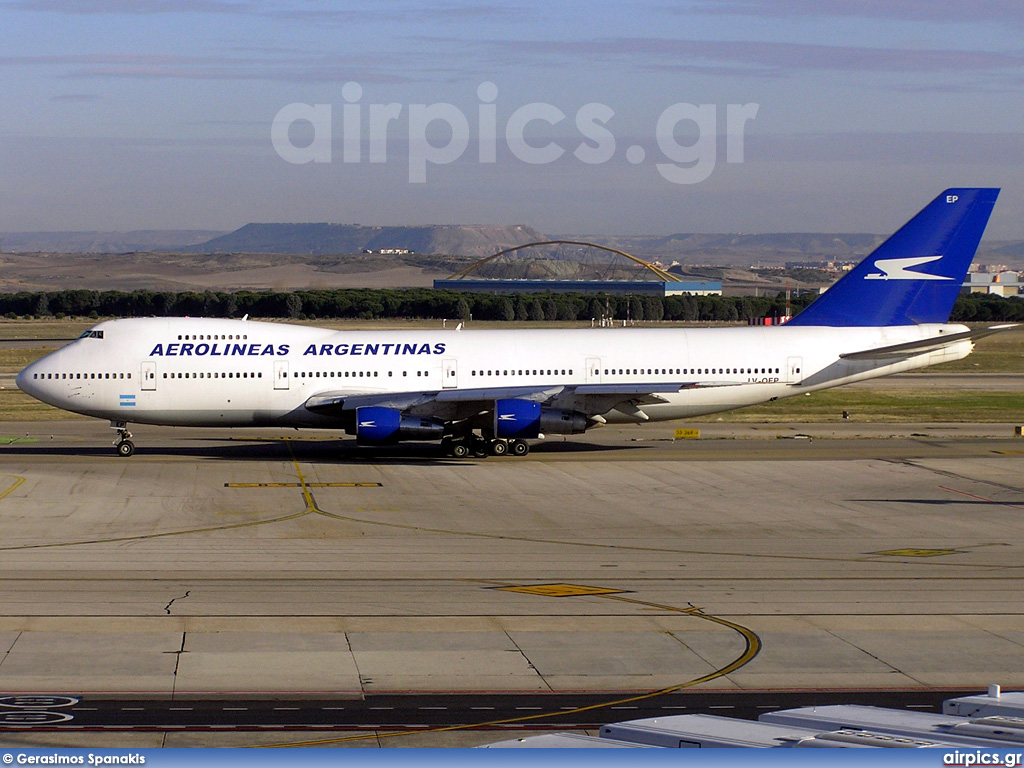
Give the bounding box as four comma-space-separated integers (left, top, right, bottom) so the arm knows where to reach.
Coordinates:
839, 324, 1018, 361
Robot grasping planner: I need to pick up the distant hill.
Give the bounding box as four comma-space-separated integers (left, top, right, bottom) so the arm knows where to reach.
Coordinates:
982, 240, 1024, 258
565, 233, 1024, 269
185, 224, 547, 257
598, 232, 885, 253
564, 232, 886, 264
0, 230, 226, 253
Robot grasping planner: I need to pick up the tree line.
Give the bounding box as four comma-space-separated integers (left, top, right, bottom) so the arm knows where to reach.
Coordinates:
1, 288, 1021, 323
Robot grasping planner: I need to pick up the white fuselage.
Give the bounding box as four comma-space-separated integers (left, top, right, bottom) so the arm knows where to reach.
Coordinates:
17, 317, 973, 429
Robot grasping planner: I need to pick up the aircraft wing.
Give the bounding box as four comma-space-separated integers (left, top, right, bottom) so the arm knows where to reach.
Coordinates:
303, 379, 746, 422
839, 324, 1018, 361
305, 385, 563, 413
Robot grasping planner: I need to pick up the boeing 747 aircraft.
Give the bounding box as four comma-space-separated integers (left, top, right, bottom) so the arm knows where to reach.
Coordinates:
16, 188, 1012, 458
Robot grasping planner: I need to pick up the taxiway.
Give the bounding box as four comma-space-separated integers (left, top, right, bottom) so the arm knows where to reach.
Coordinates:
0, 419, 1023, 746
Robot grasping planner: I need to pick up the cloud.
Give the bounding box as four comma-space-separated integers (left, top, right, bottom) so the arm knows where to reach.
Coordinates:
269, 3, 526, 25
4, 0, 255, 14
752, 131, 1024, 165
0, 52, 432, 84
673, 0, 1024, 26
50, 92, 101, 102
4, 0, 528, 24
484, 37, 1024, 76
12, 37, 1018, 87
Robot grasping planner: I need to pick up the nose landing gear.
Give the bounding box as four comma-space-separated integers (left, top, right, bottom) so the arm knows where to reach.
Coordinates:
110, 421, 135, 457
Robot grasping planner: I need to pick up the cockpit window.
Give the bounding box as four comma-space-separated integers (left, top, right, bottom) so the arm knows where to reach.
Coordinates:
78, 330, 104, 339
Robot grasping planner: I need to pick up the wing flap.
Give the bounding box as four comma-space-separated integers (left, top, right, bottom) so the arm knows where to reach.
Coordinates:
573, 381, 744, 395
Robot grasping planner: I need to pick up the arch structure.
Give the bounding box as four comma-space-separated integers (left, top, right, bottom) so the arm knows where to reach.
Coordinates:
447, 240, 677, 283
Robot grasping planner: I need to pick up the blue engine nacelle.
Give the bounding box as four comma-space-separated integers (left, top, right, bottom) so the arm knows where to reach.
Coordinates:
494, 399, 588, 439
494, 398, 541, 439
355, 406, 445, 445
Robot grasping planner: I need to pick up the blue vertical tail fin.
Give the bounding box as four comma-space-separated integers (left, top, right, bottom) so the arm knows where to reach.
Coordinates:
787, 188, 999, 327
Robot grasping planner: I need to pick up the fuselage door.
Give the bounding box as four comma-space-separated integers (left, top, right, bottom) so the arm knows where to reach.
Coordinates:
586, 357, 602, 384
274, 360, 290, 390
141, 360, 157, 391
443, 358, 458, 389
787, 356, 804, 384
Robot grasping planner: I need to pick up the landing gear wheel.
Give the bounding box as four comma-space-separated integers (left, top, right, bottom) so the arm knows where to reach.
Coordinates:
510, 439, 530, 456
111, 422, 134, 455
490, 439, 509, 456
451, 442, 470, 459
471, 438, 488, 458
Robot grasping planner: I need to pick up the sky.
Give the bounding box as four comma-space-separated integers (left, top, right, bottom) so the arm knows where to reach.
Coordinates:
3, 0, 1024, 237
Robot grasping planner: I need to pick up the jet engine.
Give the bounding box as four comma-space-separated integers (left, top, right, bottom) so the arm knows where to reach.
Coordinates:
493, 398, 588, 439
354, 406, 445, 445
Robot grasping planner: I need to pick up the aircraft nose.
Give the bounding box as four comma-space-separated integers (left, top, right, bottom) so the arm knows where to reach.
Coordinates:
15, 361, 40, 396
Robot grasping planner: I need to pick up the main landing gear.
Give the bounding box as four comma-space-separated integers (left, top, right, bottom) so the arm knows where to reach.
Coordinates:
110, 421, 135, 457
441, 436, 530, 459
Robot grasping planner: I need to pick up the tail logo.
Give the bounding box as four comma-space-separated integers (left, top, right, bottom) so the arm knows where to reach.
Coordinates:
864, 255, 953, 281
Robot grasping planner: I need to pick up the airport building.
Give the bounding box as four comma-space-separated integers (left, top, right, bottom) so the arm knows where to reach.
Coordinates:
436, 240, 723, 297
962, 271, 1024, 296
